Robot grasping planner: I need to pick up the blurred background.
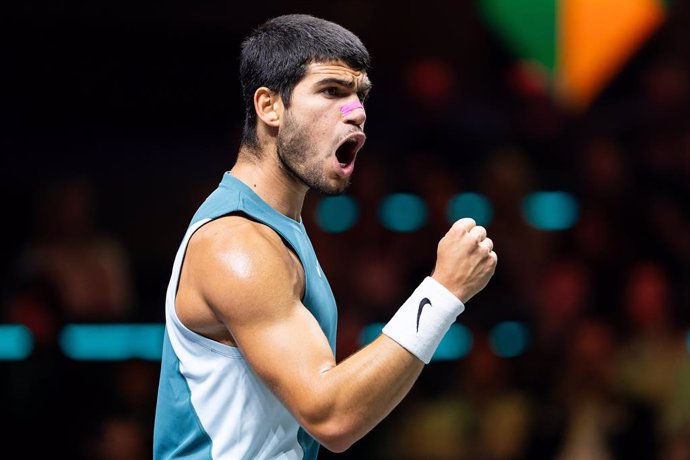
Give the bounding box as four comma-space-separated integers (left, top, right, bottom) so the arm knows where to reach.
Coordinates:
2, 1, 689, 459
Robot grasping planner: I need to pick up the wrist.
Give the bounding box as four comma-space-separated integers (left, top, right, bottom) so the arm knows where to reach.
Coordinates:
430, 275, 468, 304
382, 277, 465, 364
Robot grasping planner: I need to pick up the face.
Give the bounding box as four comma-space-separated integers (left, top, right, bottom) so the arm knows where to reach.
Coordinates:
276, 61, 370, 195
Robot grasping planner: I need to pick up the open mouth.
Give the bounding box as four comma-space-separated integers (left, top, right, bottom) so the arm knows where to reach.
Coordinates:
335, 133, 365, 166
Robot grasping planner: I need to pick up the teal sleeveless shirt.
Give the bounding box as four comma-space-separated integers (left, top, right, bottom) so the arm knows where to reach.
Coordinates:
154, 172, 337, 459
191, 173, 337, 350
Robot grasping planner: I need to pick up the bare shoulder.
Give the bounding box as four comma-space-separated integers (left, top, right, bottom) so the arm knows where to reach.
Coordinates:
184, 215, 304, 322
189, 214, 287, 263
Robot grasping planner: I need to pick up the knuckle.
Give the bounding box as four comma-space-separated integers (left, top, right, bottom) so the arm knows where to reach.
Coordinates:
469, 226, 487, 242
466, 233, 480, 245
453, 217, 476, 231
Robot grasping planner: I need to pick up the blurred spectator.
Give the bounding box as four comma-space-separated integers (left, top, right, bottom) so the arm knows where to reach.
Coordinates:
468, 335, 533, 460
85, 414, 149, 460
615, 261, 690, 452
523, 317, 660, 460
381, 334, 532, 460
13, 178, 135, 322
404, 57, 457, 113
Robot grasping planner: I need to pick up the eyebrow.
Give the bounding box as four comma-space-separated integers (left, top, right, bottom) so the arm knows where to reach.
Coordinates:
316, 77, 373, 95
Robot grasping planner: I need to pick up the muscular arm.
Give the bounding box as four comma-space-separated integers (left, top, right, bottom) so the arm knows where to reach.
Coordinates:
180, 216, 494, 453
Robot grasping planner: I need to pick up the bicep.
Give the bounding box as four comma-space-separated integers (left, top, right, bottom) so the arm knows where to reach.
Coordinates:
195, 223, 336, 418
232, 297, 336, 404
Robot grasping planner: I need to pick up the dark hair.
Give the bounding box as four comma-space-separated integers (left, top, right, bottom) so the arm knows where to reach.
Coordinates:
239, 14, 371, 149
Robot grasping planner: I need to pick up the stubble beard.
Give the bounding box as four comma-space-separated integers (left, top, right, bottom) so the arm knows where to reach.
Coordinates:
276, 112, 350, 196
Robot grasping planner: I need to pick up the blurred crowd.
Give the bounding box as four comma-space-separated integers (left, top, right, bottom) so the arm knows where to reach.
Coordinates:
2, 2, 689, 459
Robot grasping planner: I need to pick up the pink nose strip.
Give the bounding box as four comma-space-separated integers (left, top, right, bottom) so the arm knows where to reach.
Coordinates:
340, 101, 364, 116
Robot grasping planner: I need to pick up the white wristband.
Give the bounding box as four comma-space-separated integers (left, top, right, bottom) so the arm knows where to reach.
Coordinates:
382, 277, 465, 364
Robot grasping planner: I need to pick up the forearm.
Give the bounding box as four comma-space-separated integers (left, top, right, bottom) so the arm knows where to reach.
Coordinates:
296, 277, 464, 451
302, 334, 424, 452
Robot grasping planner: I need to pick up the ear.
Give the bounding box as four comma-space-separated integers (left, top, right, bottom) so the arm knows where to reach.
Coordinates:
254, 87, 283, 128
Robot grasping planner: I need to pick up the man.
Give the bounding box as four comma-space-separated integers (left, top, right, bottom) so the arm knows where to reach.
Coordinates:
154, 14, 497, 459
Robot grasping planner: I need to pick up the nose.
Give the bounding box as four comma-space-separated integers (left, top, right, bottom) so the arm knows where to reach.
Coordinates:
340, 99, 366, 128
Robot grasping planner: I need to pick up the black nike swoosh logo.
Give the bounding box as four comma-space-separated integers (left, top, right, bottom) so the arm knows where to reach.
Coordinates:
417, 297, 432, 332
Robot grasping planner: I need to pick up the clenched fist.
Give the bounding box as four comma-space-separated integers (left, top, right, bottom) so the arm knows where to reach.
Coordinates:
431, 218, 497, 303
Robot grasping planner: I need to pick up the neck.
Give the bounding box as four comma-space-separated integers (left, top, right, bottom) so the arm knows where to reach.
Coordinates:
230, 147, 308, 221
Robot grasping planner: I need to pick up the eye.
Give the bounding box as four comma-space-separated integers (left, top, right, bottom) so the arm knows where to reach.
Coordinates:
322, 87, 343, 97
